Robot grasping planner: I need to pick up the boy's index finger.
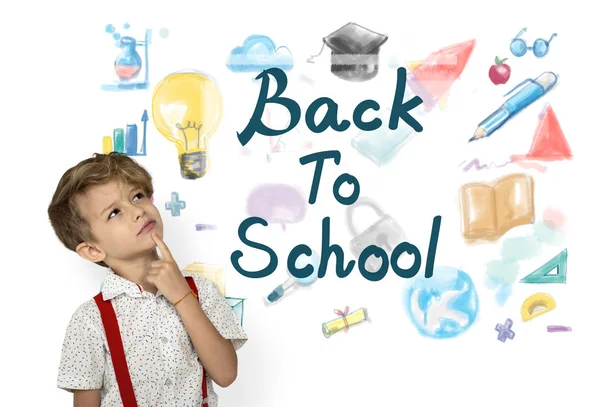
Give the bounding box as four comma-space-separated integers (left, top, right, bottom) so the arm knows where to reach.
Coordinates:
151, 233, 174, 261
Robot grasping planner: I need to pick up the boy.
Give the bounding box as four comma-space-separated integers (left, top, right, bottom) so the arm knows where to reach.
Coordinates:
49, 152, 247, 407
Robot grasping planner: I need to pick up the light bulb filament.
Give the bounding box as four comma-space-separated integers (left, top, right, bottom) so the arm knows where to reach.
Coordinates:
176, 121, 204, 150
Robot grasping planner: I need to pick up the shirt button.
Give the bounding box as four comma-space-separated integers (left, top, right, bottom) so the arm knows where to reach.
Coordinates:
161, 336, 168, 344
165, 378, 172, 386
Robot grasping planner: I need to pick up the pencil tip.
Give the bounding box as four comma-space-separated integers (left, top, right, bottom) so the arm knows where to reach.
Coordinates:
472, 127, 486, 140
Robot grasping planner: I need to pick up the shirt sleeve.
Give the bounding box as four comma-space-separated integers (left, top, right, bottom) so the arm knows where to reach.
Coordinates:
196, 276, 248, 351
57, 301, 105, 392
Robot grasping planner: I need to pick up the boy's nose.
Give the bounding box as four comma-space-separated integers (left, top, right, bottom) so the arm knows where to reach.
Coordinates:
132, 205, 145, 220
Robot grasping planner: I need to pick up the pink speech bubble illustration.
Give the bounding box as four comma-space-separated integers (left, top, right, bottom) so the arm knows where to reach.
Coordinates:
246, 183, 307, 231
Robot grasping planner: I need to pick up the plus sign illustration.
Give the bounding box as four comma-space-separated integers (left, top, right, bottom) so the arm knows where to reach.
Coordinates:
495, 318, 516, 342
165, 192, 186, 216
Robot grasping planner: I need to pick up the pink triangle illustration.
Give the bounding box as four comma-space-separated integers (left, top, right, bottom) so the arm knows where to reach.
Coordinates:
511, 105, 572, 162
407, 39, 476, 107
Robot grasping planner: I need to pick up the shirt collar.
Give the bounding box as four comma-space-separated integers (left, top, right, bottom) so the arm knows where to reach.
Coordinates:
101, 267, 145, 301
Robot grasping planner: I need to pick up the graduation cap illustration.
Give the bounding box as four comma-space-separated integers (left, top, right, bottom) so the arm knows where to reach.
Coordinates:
307, 22, 388, 82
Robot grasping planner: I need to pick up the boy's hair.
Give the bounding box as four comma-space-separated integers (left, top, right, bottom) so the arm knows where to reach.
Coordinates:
48, 152, 154, 268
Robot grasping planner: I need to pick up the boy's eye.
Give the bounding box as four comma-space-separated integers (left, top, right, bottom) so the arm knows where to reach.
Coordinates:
107, 193, 145, 220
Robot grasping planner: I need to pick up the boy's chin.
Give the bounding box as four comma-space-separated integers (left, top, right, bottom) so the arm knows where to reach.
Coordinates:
144, 226, 163, 239
132, 237, 161, 254
143, 239, 159, 251
139, 228, 162, 241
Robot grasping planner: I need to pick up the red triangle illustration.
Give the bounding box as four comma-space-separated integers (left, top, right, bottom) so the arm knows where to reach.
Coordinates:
410, 39, 476, 102
511, 105, 572, 162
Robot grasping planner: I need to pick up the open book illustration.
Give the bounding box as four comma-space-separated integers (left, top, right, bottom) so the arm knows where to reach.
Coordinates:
459, 173, 535, 242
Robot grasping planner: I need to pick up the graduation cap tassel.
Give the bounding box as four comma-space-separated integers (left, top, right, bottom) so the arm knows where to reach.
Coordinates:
306, 42, 325, 63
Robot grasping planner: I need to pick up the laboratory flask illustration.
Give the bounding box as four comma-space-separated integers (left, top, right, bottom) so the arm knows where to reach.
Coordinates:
101, 28, 152, 91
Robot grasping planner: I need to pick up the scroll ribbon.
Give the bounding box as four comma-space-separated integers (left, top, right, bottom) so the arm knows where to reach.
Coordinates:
334, 306, 350, 333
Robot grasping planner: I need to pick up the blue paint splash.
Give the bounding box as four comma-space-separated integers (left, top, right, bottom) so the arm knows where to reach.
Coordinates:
159, 27, 170, 38
486, 220, 565, 305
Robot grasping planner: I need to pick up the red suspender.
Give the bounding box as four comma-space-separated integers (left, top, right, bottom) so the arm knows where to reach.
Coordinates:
94, 276, 209, 407
185, 277, 210, 407
94, 292, 138, 407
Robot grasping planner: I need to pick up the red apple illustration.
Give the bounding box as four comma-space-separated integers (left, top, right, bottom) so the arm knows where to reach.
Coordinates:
489, 57, 511, 85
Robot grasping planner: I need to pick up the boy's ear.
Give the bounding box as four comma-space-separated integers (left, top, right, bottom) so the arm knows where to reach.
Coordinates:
76, 242, 106, 263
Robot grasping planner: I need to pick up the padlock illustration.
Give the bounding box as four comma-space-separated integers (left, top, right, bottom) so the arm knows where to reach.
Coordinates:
346, 197, 408, 273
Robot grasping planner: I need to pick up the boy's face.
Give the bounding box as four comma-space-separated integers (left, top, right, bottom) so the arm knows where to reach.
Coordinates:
75, 177, 163, 265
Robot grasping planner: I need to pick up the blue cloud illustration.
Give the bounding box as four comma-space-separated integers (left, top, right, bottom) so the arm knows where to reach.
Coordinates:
227, 35, 293, 72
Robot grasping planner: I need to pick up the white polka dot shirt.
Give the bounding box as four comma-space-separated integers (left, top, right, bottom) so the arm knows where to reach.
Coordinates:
57, 268, 247, 406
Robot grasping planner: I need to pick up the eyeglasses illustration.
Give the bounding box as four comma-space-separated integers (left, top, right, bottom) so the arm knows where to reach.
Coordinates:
510, 28, 557, 58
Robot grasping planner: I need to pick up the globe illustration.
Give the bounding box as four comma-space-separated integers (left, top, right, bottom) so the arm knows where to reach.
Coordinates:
405, 266, 479, 339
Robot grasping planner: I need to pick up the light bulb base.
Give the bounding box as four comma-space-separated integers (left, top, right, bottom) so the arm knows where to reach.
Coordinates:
179, 151, 208, 179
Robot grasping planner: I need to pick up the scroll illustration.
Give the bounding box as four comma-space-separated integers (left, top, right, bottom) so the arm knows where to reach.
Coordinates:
322, 306, 369, 338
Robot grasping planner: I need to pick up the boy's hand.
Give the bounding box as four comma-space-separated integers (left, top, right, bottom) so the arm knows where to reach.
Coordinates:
148, 232, 192, 305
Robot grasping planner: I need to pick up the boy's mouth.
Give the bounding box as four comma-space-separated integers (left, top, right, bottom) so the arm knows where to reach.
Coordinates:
138, 220, 156, 235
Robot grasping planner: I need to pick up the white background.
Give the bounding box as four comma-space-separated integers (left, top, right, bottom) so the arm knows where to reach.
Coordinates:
2, 0, 599, 406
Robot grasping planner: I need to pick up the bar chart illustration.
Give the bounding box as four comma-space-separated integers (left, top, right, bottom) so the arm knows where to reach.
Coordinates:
102, 109, 149, 156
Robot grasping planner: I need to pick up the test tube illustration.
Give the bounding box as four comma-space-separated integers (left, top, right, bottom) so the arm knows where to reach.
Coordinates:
266, 251, 320, 303
322, 306, 369, 338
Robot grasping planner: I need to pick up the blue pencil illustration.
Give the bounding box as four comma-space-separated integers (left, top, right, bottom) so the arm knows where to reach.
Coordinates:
470, 72, 558, 142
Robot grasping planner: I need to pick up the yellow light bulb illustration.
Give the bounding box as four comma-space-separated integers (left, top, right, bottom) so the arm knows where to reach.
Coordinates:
151, 71, 223, 179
